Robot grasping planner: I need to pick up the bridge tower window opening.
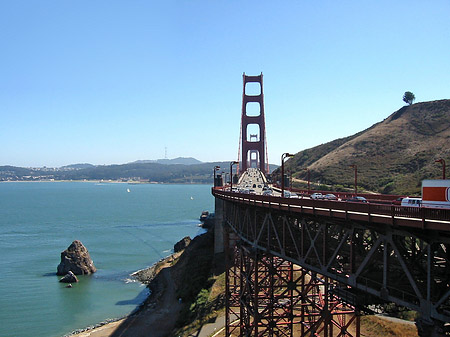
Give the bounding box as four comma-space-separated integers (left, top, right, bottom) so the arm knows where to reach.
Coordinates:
245, 81, 261, 96
246, 124, 260, 142
249, 134, 259, 142
248, 150, 260, 168
245, 101, 261, 117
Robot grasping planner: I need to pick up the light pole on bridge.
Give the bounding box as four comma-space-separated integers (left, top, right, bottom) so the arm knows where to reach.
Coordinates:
289, 170, 293, 192
281, 153, 295, 197
304, 168, 310, 194
230, 161, 239, 192
435, 159, 446, 180
349, 164, 357, 195
213, 166, 220, 187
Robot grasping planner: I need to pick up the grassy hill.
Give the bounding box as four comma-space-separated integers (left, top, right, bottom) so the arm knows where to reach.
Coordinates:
277, 99, 450, 195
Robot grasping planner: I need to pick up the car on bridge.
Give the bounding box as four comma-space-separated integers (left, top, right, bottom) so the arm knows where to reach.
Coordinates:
263, 189, 273, 196
323, 193, 337, 200
310, 193, 323, 199
347, 196, 368, 203
283, 191, 299, 198
401, 197, 422, 207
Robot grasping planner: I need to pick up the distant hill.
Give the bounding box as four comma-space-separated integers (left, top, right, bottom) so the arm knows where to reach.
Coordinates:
276, 99, 450, 195
60, 163, 95, 170
0, 161, 219, 183
131, 157, 203, 165
0, 156, 279, 183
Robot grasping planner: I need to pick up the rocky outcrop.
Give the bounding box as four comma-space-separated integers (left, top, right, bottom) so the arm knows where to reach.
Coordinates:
59, 271, 79, 283
57, 240, 97, 276
174, 236, 191, 253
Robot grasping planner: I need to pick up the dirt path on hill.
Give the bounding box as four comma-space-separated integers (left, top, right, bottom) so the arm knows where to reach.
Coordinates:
71, 263, 182, 337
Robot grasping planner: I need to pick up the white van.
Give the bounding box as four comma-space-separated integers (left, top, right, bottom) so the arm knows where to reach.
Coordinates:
401, 197, 422, 207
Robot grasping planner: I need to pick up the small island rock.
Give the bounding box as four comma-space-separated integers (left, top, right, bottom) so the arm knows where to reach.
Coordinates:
59, 271, 78, 283
174, 236, 191, 253
57, 240, 97, 276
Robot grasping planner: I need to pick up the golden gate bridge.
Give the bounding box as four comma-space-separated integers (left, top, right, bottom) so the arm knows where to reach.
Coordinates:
212, 73, 450, 337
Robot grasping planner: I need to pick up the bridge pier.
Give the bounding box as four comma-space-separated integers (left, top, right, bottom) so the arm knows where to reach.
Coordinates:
214, 197, 225, 254
415, 318, 447, 337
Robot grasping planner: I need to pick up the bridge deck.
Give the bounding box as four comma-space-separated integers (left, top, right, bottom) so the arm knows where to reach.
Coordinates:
213, 188, 450, 232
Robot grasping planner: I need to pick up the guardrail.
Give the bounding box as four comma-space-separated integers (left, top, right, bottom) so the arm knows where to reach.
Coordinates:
212, 188, 450, 232
272, 184, 405, 202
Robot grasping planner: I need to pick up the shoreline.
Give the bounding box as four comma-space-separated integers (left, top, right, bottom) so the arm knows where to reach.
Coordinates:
0, 180, 211, 185
65, 251, 181, 337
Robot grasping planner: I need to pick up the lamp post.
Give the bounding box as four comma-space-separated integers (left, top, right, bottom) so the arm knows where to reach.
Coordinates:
281, 153, 295, 197
349, 164, 357, 195
213, 166, 220, 187
289, 170, 292, 192
230, 161, 239, 192
435, 159, 446, 180
304, 168, 310, 194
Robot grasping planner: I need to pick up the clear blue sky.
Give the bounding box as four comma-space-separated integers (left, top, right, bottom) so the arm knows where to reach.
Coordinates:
1, 1, 449, 167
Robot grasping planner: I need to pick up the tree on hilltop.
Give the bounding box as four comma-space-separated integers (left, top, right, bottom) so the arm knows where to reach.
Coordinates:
403, 91, 415, 105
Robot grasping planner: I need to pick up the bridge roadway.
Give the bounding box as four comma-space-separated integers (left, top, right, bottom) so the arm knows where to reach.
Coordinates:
213, 169, 450, 333
224, 168, 450, 232
215, 187, 450, 232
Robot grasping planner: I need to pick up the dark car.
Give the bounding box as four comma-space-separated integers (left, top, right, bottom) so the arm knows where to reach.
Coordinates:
347, 196, 368, 203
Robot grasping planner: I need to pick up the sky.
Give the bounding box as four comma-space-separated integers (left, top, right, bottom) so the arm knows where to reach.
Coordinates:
1, 1, 449, 168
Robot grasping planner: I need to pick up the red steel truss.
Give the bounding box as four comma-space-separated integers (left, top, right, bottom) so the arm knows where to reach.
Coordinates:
217, 195, 450, 336
225, 227, 360, 337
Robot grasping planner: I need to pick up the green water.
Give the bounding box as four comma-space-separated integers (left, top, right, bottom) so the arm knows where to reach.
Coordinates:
0, 182, 213, 337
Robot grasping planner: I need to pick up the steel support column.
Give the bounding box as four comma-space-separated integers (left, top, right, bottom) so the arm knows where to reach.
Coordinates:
225, 224, 360, 336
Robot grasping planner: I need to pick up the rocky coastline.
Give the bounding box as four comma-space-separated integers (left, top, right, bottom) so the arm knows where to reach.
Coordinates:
65, 252, 179, 336
65, 231, 208, 337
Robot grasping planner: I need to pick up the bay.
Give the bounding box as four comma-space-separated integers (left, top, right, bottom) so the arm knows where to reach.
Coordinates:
0, 182, 213, 337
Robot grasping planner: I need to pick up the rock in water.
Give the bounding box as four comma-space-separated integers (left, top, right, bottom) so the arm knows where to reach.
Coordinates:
57, 240, 97, 276
174, 236, 191, 253
59, 271, 78, 283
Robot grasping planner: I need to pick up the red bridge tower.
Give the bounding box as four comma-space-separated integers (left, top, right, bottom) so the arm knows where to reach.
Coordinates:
239, 73, 268, 175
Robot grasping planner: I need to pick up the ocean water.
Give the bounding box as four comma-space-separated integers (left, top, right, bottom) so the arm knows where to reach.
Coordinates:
0, 182, 213, 337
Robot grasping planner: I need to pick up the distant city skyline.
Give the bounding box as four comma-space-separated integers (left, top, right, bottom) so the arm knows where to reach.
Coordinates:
1, 1, 449, 168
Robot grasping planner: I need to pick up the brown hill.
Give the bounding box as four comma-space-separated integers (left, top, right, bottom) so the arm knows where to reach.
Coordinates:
280, 99, 450, 195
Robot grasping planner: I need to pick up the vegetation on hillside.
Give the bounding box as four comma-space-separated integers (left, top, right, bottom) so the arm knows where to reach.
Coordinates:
170, 230, 226, 335
274, 99, 450, 195
360, 316, 418, 337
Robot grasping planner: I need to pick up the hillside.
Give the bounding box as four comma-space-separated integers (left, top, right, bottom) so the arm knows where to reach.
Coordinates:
1, 160, 280, 183
279, 99, 450, 195
0, 161, 224, 183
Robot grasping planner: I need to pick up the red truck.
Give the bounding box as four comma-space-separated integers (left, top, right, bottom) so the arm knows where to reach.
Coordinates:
422, 179, 450, 209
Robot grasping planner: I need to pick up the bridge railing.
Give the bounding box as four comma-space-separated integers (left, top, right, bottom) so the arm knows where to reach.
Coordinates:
273, 184, 405, 203
212, 188, 450, 231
